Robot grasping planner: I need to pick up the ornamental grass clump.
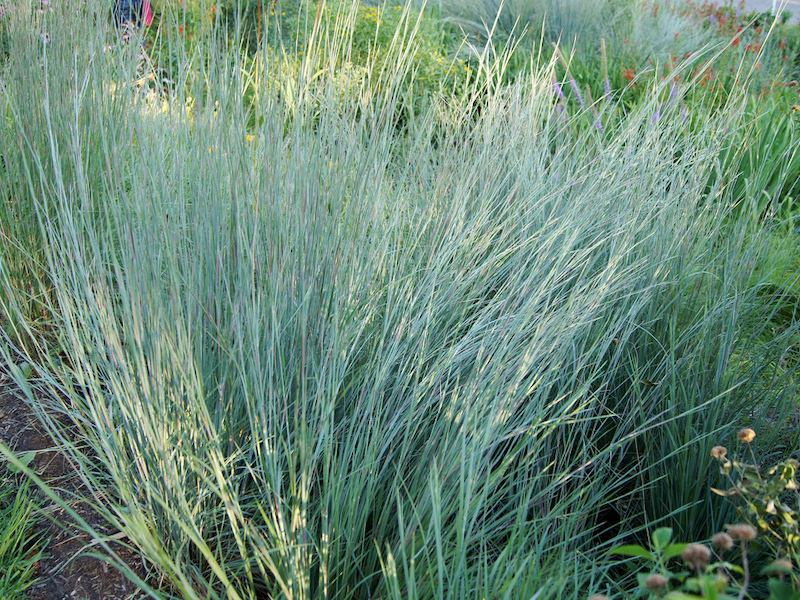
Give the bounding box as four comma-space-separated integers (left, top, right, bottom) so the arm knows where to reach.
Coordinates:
0, 460, 42, 599
1, 1, 800, 599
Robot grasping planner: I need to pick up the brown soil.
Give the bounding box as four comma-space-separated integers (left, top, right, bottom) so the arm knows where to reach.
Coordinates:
0, 372, 147, 600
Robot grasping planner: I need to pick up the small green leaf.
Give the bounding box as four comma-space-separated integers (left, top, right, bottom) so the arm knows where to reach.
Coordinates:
664, 591, 708, 600
703, 578, 720, 600
664, 543, 689, 561
6, 450, 35, 474
18, 362, 32, 379
768, 578, 800, 600
652, 527, 673, 550
610, 544, 655, 561
717, 562, 744, 576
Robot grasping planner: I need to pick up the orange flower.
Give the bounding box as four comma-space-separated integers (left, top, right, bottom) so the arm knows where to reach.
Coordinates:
622, 67, 635, 82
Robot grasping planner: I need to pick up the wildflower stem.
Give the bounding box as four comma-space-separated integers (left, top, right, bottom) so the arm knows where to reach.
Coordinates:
738, 543, 750, 600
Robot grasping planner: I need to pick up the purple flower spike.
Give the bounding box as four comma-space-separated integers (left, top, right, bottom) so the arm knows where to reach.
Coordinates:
670, 81, 677, 102
595, 118, 604, 131
604, 78, 612, 97
653, 106, 660, 123
553, 80, 568, 104
568, 77, 585, 107
556, 104, 567, 121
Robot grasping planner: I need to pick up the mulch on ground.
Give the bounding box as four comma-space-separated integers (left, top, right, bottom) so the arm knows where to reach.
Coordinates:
0, 372, 146, 600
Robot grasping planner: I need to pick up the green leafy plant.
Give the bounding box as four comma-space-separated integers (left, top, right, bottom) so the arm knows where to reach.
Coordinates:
611, 528, 690, 592
711, 430, 800, 569
607, 524, 759, 600
708, 93, 800, 218
600, 431, 800, 600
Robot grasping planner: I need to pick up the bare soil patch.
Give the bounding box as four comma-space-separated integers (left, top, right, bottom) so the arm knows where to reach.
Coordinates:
0, 374, 146, 600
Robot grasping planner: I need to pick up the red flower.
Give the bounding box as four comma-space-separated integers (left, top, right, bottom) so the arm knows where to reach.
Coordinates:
622, 67, 636, 82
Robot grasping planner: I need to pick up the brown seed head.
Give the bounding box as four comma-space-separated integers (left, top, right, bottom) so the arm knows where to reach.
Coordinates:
712, 532, 734, 551
710, 446, 728, 460
737, 428, 756, 443
767, 559, 793, 575
711, 446, 728, 460
727, 523, 757, 542
644, 574, 668, 591
682, 544, 711, 570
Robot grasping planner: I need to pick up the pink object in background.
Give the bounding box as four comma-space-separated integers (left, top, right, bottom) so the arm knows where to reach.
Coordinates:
143, 0, 153, 26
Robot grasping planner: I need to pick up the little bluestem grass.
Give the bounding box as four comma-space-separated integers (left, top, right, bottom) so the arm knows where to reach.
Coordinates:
0, 1, 798, 599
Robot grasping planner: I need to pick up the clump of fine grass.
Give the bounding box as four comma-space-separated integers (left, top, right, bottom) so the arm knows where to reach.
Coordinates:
0, 1, 798, 599
0, 453, 42, 600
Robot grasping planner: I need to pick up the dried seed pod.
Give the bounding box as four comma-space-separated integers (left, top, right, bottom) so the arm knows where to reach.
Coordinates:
682, 544, 711, 570
644, 574, 668, 591
710, 446, 728, 460
712, 532, 734, 551
737, 428, 756, 443
727, 523, 757, 541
